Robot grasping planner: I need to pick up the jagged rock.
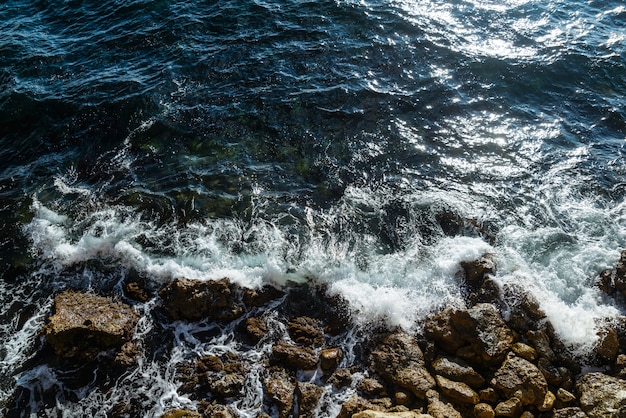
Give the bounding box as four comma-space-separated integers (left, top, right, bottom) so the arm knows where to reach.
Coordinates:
271, 340, 318, 370
197, 355, 224, 372
431, 356, 485, 388
320, 347, 343, 373
537, 358, 565, 386
596, 326, 619, 362
296, 381, 323, 418
114, 341, 139, 367
242, 285, 284, 307
494, 397, 522, 418
538, 391, 556, 412
552, 407, 588, 418
474, 403, 495, 418
328, 368, 353, 389
371, 332, 435, 399
557, 388, 576, 404
352, 411, 432, 418
265, 369, 295, 418
44, 291, 138, 360
424, 307, 466, 353
198, 403, 236, 418
461, 254, 496, 290
435, 375, 479, 405
526, 330, 556, 362
576, 372, 626, 418
207, 373, 245, 398
614, 250, 626, 295
160, 409, 201, 418
511, 343, 537, 362
287, 316, 324, 346
125, 281, 149, 302
244, 316, 267, 344
357, 377, 386, 396
491, 356, 548, 407
615, 354, 626, 379
598, 269, 614, 295
425, 389, 462, 418
158, 278, 243, 321
394, 390, 413, 406
520, 412, 534, 418
337, 394, 382, 418
479, 387, 499, 403
450, 303, 514, 365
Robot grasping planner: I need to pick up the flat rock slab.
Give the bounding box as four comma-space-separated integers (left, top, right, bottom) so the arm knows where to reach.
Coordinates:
44, 291, 138, 359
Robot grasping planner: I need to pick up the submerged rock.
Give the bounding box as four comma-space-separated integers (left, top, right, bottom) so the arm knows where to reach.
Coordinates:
44, 291, 138, 361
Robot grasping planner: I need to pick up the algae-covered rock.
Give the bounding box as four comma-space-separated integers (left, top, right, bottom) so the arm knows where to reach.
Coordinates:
44, 291, 138, 360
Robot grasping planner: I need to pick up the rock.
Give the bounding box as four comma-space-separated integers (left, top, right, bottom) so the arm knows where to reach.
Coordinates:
242, 285, 284, 307
520, 412, 534, 418
426, 389, 462, 418
431, 356, 485, 388
207, 373, 245, 398
337, 394, 382, 418
526, 330, 556, 361
538, 391, 556, 412
371, 332, 435, 399
461, 254, 496, 290
597, 269, 614, 295
435, 375, 479, 405
198, 403, 236, 418
44, 291, 138, 360
424, 307, 466, 353
614, 249, 626, 294
394, 390, 413, 406
296, 381, 323, 418
125, 281, 149, 302
352, 411, 432, 418
474, 403, 495, 418
494, 397, 522, 418
244, 317, 267, 344
552, 407, 588, 418
450, 303, 514, 366
510, 343, 537, 362
287, 316, 324, 346
319, 347, 343, 373
197, 355, 224, 372
479, 387, 499, 403
357, 377, 386, 397
537, 358, 563, 386
328, 368, 353, 389
576, 372, 626, 418
113, 341, 139, 367
596, 326, 619, 362
271, 340, 318, 370
491, 356, 548, 407
160, 409, 201, 418
265, 369, 295, 418
556, 388, 576, 404
615, 354, 626, 379
158, 278, 243, 321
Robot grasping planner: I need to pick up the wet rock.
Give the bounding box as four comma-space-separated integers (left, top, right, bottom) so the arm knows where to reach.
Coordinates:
244, 316, 267, 344
113, 341, 139, 367
271, 340, 318, 370
431, 356, 485, 388
337, 394, 382, 418
207, 372, 245, 398
461, 254, 496, 290
474, 403, 495, 418
319, 347, 343, 373
242, 285, 284, 307
44, 291, 138, 360
352, 411, 431, 418
479, 387, 499, 403
491, 356, 548, 407
371, 332, 435, 399
125, 281, 149, 302
596, 325, 619, 362
198, 403, 236, 418
615, 354, 626, 379
510, 343, 537, 362
197, 355, 224, 372
160, 409, 201, 418
526, 330, 556, 362
538, 390, 556, 412
287, 316, 324, 346
552, 407, 588, 418
394, 390, 413, 406
520, 412, 534, 418
556, 388, 576, 404
424, 307, 466, 353
494, 397, 522, 418
265, 369, 295, 418
613, 249, 626, 295
576, 372, 626, 418
435, 375, 479, 405
597, 269, 614, 295
296, 381, 324, 418
426, 389, 462, 418
537, 358, 565, 387
328, 368, 353, 389
158, 278, 244, 321
357, 377, 386, 397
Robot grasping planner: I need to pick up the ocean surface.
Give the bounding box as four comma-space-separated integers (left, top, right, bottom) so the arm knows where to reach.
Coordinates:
0, 0, 625, 415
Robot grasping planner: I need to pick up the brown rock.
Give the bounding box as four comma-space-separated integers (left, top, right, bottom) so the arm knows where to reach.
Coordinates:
244, 317, 267, 344
197, 355, 224, 372
271, 340, 318, 370
44, 291, 138, 360
242, 285, 284, 307
494, 397, 522, 418
510, 343, 537, 362
296, 381, 324, 418
461, 254, 496, 289
526, 330, 556, 362
357, 377, 386, 396
114, 341, 139, 367
431, 356, 485, 388
125, 281, 149, 302
158, 278, 243, 321
287, 316, 324, 346
394, 390, 413, 406
537, 358, 564, 386
199, 403, 236, 418
520, 412, 534, 418
552, 407, 588, 418
320, 347, 343, 373
479, 387, 499, 403
337, 394, 382, 418
474, 403, 495, 418
426, 389, 462, 418
352, 411, 431, 418
371, 332, 435, 399
576, 372, 626, 418
556, 388, 576, 404
491, 357, 548, 407
207, 373, 244, 398
160, 409, 201, 418
596, 326, 619, 362
328, 368, 353, 389
435, 375, 479, 405
538, 391, 556, 412
266, 369, 295, 418
424, 307, 466, 353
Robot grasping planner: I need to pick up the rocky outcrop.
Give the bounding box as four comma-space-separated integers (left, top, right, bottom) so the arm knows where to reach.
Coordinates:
44, 291, 138, 361
577, 372, 626, 418
491, 356, 548, 407
271, 340, 318, 370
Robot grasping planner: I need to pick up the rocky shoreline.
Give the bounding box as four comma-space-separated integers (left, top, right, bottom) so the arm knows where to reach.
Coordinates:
6, 251, 626, 417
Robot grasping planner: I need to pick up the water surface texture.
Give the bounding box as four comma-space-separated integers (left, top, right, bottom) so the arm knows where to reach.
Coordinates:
1, 0, 625, 415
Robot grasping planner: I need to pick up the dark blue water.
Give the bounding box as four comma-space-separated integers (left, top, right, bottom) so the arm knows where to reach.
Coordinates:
1, 0, 625, 415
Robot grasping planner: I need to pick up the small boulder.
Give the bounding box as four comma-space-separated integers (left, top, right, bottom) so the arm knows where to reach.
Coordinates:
491, 356, 548, 407
596, 325, 619, 362
474, 403, 495, 418
271, 340, 318, 370
337, 394, 382, 418
357, 377, 386, 397
576, 372, 626, 418
243, 316, 267, 344
352, 411, 432, 418
44, 291, 138, 361
426, 389, 462, 418
296, 381, 324, 418
494, 397, 522, 418
552, 407, 588, 418
435, 375, 479, 405
461, 254, 496, 290
265, 369, 295, 418
287, 316, 324, 346
424, 307, 466, 353
431, 356, 485, 388
320, 347, 343, 373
